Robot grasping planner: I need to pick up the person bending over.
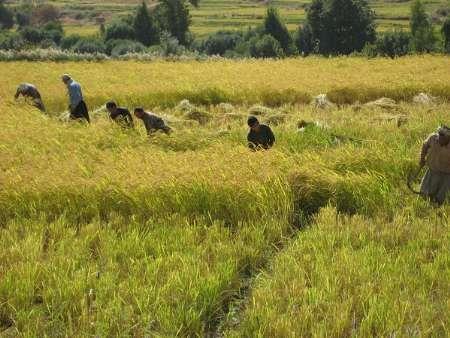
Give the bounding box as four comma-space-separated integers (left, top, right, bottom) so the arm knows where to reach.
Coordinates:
419, 125, 450, 205
106, 101, 134, 128
134, 108, 172, 135
15, 83, 46, 112
62, 74, 90, 123
247, 116, 275, 150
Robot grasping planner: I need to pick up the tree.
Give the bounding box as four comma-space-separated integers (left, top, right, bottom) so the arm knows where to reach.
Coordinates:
442, 17, 450, 53
159, 0, 190, 45
376, 30, 411, 58
0, 1, 14, 30
134, 1, 159, 46
306, 0, 376, 55
294, 24, 314, 56
410, 0, 435, 52
263, 7, 293, 54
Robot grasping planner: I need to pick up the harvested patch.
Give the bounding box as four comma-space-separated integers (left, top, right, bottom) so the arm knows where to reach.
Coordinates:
176, 99, 196, 112
313, 94, 335, 109
219, 112, 246, 123
217, 103, 235, 113
413, 92, 437, 105
364, 97, 397, 110
184, 109, 212, 125
249, 105, 273, 116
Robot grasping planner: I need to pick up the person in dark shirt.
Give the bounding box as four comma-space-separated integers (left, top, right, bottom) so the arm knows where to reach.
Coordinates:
106, 101, 134, 128
134, 108, 172, 135
247, 116, 275, 150
14, 83, 46, 112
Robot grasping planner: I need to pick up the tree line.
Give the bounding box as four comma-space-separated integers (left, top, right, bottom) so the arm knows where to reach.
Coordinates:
1, 0, 449, 58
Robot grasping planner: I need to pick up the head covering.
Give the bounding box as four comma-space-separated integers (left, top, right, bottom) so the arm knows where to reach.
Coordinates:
438, 125, 450, 137
106, 101, 117, 109
61, 74, 71, 82
247, 116, 258, 127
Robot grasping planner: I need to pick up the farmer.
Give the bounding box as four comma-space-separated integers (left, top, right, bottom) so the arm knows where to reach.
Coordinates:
247, 116, 275, 150
134, 108, 172, 135
419, 126, 450, 205
62, 74, 90, 123
106, 101, 134, 128
14, 83, 46, 112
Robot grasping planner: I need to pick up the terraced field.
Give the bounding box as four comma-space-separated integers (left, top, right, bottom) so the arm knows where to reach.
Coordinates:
0, 56, 449, 336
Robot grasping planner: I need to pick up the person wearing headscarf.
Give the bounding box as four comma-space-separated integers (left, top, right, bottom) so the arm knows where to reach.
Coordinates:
14, 83, 46, 112
247, 116, 275, 151
419, 125, 450, 205
134, 108, 172, 135
61, 74, 90, 123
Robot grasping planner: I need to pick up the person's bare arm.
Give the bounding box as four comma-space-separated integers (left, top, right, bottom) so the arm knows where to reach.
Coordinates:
420, 136, 432, 166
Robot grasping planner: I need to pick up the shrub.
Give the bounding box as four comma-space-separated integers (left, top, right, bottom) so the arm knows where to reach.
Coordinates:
15, 10, 31, 27
376, 30, 411, 57
201, 30, 243, 56
0, 32, 25, 50
249, 34, 284, 58
159, 31, 185, 55
111, 40, 146, 56
61, 34, 82, 50
72, 38, 106, 54
105, 20, 136, 41
20, 27, 46, 44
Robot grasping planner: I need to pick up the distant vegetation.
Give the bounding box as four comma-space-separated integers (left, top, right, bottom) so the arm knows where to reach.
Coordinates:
0, 0, 449, 59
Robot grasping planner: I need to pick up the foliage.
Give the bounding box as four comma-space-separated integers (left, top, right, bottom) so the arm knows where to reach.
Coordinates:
105, 20, 136, 41
306, 0, 376, 55
249, 34, 284, 58
61, 34, 82, 50
263, 7, 294, 55
110, 39, 146, 56
376, 30, 411, 57
0, 31, 25, 50
134, 1, 159, 46
72, 37, 106, 54
200, 30, 243, 55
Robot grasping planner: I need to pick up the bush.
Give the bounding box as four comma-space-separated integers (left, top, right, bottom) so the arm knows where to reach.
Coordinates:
105, 20, 136, 41
201, 30, 243, 55
61, 34, 82, 50
20, 27, 46, 44
15, 10, 31, 27
0, 32, 25, 50
376, 30, 411, 57
249, 34, 284, 58
72, 38, 106, 54
110, 40, 146, 56
159, 31, 185, 56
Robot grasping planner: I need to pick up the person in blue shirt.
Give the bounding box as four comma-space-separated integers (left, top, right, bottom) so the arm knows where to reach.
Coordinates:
62, 74, 90, 123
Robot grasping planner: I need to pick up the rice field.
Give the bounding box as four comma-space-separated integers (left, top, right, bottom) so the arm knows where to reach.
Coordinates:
0, 56, 449, 336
